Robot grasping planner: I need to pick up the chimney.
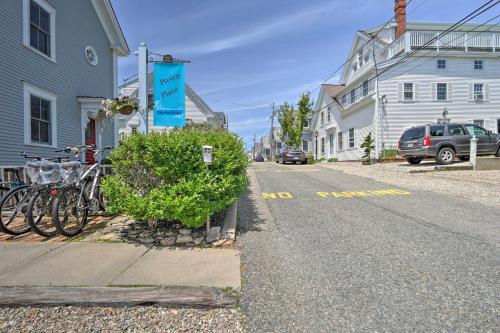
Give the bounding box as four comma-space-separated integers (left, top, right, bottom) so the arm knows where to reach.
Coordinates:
394, 0, 407, 39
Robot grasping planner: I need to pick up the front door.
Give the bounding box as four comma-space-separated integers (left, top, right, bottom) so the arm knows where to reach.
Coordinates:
85, 119, 96, 163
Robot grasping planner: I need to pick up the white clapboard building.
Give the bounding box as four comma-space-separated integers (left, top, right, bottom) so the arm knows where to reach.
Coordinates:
308, 0, 500, 161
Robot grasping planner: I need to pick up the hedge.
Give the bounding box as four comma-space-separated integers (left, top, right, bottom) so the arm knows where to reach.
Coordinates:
101, 128, 248, 228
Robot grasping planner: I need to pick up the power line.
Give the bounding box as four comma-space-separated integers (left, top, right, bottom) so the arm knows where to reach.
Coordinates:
308, 0, 416, 94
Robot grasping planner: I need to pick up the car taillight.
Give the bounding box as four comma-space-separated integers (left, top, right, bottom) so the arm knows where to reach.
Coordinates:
423, 136, 432, 147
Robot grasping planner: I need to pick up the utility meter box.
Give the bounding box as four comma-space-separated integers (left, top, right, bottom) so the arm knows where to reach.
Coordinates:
202, 146, 213, 165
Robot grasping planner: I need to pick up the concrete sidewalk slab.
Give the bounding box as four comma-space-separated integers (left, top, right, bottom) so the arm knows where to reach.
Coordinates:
0, 243, 148, 287
0, 243, 66, 273
111, 248, 241, 290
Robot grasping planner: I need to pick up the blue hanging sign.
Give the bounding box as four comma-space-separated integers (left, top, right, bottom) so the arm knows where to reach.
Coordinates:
153, 63, 185, 127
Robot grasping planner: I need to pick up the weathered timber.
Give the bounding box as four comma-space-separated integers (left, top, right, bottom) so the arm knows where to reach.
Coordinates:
0, 286, 237, 308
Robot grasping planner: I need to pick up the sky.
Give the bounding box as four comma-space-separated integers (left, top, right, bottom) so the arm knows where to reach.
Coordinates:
111, 0, 485, 149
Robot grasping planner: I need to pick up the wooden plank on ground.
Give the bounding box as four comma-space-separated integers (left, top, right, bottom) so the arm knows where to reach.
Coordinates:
0, 286, 237, 308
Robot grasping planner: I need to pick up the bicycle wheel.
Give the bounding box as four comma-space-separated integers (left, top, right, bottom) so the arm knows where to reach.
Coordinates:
83, 179, 107, 214
0, 186, 11, 199
52, 186, 89, 237
0, 185, 31, 235
27, 187, 58, 237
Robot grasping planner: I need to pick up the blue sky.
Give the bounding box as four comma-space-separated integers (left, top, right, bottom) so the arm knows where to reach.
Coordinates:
111, 0, 482, 149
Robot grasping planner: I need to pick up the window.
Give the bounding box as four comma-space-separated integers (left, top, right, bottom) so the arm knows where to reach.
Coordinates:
466, 124, 487, 136
321, 137, 325, 154
337, 132, 343, 151
474, 84, 484, 101
320, 111, 325, 125
302, 140, 309, 152
401, 127, 425, 141
329, 134, 334, 154
24, 0, 56, 61
473, 120, 484, 128
357, 49, 364, 67
350, 90, 356, 104
430, 125, 445, 137
327, 110, 331, 122
341, 95, 346, 105
353, 63, 358, 72
474, 60, 483, 70
348, 128, 355, 148
437, 83, 447, 101
304, 119, 309, 128
364, 51, 370, 64
448, 125, 466, 136
23, 83, 57, 147
404, 83, 414, 101
437, 59, 446, 69
363, 80, 369, 97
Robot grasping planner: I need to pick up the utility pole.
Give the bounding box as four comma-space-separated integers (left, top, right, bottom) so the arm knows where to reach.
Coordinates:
270, 103, 275, 161
137, 42, 148, 134
253, 134, 256, 161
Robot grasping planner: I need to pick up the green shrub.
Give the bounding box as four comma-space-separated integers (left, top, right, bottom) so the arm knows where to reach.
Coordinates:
305, 154, 315, 164
101, 128, 248, 228
327, 158, 337, 162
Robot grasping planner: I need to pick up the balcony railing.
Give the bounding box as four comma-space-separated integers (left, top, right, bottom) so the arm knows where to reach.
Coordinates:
338, 79, 375, 109
386, 30, 500, 60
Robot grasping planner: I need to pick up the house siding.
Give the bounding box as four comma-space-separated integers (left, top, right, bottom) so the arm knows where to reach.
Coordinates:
378, 56, 500, 151
0, 0, 115, 166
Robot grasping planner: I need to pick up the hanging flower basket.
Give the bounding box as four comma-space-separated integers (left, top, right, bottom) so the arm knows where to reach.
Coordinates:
102, 96, 139, 118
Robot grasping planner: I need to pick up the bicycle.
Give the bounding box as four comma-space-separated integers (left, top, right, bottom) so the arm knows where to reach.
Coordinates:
0, 153, 68, 236
51, 145, 113, 237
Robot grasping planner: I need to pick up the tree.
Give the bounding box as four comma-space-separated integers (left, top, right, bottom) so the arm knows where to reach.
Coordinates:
277, 93, 313, 147
360, 132, 375, 165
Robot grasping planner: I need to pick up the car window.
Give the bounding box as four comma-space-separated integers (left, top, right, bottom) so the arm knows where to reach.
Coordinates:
430, 125, 446, 137
401, 127, 425, 141
448, 125, 466, 136
465, 125, 487, 136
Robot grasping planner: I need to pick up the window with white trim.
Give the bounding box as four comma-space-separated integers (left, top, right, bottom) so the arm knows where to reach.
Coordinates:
321, 137, 325, 154
474, 60, 483, 70
24, 0, 56, 61
327, 109, 331, 122
363, 80, 369, 97
320, 111, 325, 125
350, 90, 356, 104
404, 83, 414, 101
436, 83, 447, 101
348, 128, 355, 148
337, 132, 343, 151
24, 83, 57, 147
304, 119, 309, 128
437, 59, 446, 69
474, 83, 484, 101
302, 140, 309, 152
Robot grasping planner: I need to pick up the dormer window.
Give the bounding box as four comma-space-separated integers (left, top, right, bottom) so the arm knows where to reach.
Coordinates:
357, 49, 364, 67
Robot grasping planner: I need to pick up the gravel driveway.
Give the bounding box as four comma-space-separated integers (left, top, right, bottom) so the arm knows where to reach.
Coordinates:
320, 161, 500, 208
0, 306, 242, 333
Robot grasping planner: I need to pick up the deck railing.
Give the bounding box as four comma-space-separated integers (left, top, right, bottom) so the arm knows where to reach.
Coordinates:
386, 30, 499, 60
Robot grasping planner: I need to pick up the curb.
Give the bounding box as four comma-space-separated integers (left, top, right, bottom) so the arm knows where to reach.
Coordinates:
0, 286, 238, 308
408, 165, 473, 173
220, 200, 238, 245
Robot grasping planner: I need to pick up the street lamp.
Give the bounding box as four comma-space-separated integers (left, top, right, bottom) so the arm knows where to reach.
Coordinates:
314, 131, 319, 160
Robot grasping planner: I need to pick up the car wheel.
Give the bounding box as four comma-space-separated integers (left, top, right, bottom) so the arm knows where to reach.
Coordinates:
436, 147, 455, 165
458, 156, 470, 162
406, 157, 423, 165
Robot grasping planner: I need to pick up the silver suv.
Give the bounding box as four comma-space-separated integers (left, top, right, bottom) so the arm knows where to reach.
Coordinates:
397, 123, 500, 165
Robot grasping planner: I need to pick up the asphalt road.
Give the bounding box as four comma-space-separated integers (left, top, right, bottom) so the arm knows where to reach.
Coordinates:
238, 162, 500, 332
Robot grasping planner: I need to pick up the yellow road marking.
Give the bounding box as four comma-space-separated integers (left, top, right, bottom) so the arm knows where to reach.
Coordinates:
316, 189, 411, 198
261, 192, 294, 199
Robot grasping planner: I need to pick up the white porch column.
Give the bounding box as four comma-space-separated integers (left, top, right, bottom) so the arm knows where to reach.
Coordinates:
138, 42, 148, 134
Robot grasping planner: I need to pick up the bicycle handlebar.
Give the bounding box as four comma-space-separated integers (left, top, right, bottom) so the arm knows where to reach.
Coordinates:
21, 152, 69, 162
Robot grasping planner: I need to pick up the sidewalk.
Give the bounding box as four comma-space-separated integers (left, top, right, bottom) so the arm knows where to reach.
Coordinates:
0, 242, 240, 290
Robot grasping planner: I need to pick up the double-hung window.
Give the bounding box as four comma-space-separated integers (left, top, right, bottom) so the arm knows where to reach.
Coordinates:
327, 109, 331, 122
437, 83, 447, 101
474, 83, 484, 101
437, 60, 446, 69
337, 132, 343, 151
24, 83, 57, 147
404, 83, 414, 101
321, 138, 325, 154
350, 90, 356, 104
348, 128, 355, 148
320, 111, 325, 125
363, 80, 369, 97
24, 0, 56, 61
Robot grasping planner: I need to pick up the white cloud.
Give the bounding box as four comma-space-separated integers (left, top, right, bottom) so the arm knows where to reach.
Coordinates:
171, 2, 340, 55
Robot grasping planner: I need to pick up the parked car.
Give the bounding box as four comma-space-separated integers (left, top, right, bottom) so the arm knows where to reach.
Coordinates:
276, 147, 307, 164
255, 154, 265, 162
397, 123, 500, 165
